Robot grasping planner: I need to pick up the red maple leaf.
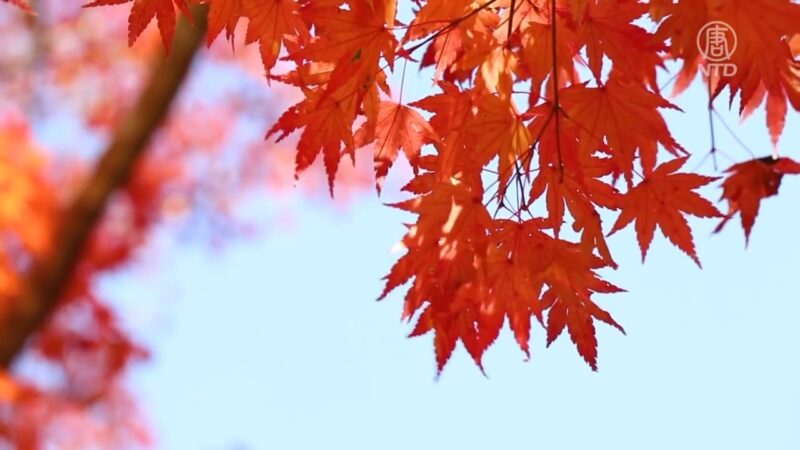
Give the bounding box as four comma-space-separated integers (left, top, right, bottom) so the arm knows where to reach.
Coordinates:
354, 101, 439, 192
610, 157, 721, 266
206, 0, 241, 45
241, 0, 309, 75
560, 75, 685, 182
715, 157, 800, 242
85, 0, 190, 49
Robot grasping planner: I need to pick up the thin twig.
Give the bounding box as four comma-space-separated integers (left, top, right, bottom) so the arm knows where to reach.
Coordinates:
707, 82, 719, 171
549, 0, 564, 180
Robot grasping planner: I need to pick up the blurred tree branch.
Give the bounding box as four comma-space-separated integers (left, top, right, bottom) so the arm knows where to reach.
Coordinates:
0, 4, 209, 367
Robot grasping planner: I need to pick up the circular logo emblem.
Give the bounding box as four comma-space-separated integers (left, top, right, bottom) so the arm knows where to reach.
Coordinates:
697, 21, 737, 62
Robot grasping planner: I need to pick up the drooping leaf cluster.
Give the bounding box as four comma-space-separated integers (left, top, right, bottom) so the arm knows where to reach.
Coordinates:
35, 0, 800, 371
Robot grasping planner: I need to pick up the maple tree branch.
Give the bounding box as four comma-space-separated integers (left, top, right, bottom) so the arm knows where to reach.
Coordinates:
707, 82, 719, 171
711, 109, 754, 159
401, 0, 499, 56
549, 0, 564, 180
0, 4, 209, 368
506, 0, 516, 45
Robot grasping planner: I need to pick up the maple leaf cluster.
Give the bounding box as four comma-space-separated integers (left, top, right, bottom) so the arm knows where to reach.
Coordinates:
69, 0, 800, 372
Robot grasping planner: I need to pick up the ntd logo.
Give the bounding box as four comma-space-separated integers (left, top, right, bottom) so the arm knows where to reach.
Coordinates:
697, 21, 738, 77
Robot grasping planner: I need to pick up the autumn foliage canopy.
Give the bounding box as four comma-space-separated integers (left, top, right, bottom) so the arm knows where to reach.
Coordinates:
2, 0, 800, 447
135, 0, 800, 371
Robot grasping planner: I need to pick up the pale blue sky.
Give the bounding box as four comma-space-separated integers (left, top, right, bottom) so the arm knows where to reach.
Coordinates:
95, 71, 800, 449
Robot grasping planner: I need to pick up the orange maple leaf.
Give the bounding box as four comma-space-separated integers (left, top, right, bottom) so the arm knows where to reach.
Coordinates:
609, 156, 721, 266
410, 82, 476, 178
464, 92, 532, 200
518, 9, 578, 96
528, 220, 625, 371
483, 219, 545, 359
206, 0, 241, 45
267, 82, 363, 193
294, 0, 397, 67
404, 0, 473, 42
85, 0, 190, 49
354, 101, 439, 192
577, 0, 664, 89
381, 174, 492, 372
241, 0, 308, 75
560, 76, 685, 182
530, 162, 621, 265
